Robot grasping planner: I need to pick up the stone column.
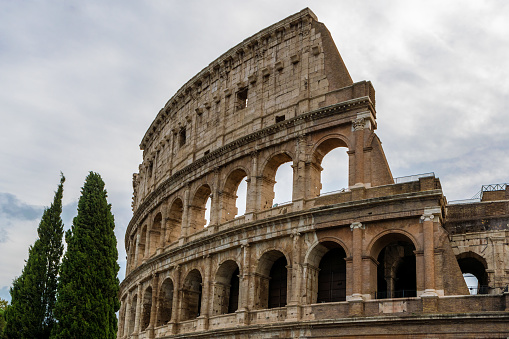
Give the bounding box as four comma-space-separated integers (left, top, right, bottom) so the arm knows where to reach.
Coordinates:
352, 118, 365, 186
292, 135, 307, 206
421, 209, 440, 296
133, 284, 143, 334
180, 184, 191, 242
349, 222, 365, 316
197, 256, 211, 331
134, 232, 141, 268
236, 242, 251, 325
144, 213, 152, 259
210, 168, 220, 227
147, 273, 159, 338
169, 265, 181, 334
159, 204, 168, 250
350, 222, 364, 300
286, 232, 302, 321
245, 151, 258, 219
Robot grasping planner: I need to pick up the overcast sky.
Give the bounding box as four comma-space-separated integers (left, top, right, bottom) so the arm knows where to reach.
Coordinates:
1, 1, 508, 302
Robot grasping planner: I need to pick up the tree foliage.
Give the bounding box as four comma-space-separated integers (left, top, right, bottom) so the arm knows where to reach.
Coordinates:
52, 172, 120, 339
4, 175, 65, 339
0, 298, 7, 339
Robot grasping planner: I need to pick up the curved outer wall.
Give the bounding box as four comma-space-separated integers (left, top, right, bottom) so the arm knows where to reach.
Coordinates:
119, 8, 509, 339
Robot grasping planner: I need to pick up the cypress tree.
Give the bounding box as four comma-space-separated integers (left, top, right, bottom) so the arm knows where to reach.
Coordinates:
5, 174, 65, 339
52, 172, 120, 339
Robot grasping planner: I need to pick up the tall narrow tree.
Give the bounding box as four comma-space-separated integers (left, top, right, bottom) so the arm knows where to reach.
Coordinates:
5, 174, 65, 339
52, 172, 120, 339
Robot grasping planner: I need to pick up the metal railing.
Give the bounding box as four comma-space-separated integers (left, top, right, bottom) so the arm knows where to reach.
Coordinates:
393, 172, 435, 184
319, 188, 348, 196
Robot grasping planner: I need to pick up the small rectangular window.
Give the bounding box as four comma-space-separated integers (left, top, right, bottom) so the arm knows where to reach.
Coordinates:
275, 115, 285, 123
236, 88, 248, 111
204, 150, 210, 156
179, 128, 186, 147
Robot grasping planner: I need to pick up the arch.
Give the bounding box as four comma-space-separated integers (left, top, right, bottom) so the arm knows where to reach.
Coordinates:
371, 232, 417, 299
141, 286, 152, 331
260, 152, 294, 210
212, 259, 240, 315
157, 278, 174, 326
311, 136, 350, 197
149, 213, 162, 257
254, 250, 289, 309
456, 251, 489, 293
167, 198, 183, 244
305, 241, 348, 304
221, 168, 248, 222
189, 184, 212, 234
129, 294, 137, 334
368, 229, 420, 259
137, 224, 148, 266
181, 269, 203, 320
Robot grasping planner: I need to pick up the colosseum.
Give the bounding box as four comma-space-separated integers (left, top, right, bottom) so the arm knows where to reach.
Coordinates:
118, 8, 509, 338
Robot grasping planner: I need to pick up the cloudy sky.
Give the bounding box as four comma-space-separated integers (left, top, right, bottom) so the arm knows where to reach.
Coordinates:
1, 1, 508, 302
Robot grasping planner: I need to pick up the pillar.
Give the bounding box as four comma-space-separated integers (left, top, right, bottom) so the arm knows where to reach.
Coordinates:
147, 273, 159, 338
352, 118, 365, 186
133, 284, 143, 334
350, 222, 364, 300
180, 184, 191, 241
421, 209, 439, 296
169, 265, 181, 335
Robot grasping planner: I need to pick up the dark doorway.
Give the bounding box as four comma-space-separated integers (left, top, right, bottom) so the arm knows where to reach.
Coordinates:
268, 256, 287, 308
317, 247, 346, 302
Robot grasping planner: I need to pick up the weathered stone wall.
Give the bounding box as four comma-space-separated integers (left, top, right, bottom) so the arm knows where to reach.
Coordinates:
118, 8, 509, 339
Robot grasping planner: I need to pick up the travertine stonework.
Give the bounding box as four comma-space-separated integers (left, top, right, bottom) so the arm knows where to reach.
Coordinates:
119, 8, 509, 338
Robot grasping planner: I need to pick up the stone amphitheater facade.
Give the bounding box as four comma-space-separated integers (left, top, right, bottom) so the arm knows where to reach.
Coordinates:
119, 8, 509, 338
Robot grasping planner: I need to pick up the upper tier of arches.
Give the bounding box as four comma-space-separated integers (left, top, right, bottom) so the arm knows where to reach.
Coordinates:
131, 8, 378, 212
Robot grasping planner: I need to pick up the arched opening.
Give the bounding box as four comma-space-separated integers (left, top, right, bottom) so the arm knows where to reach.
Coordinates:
372, 233, 417, 299
149, 213, 162, 257
254, 250, 288, 309
189, 185, 212, 234
212, 260, 240, 315
317, 245, 347, 303
261, 153, 293, 210
129, 295, 137, 334
304, 241, 348, 304
268, 256, 288, 308
312, 138, 349, 197
157, 278, 174, 326
457, 252, 489, 294
137, 225, 147, 266
141, 286, 152, 331
320, 147, 349, 195
167, 199, 183, 244
221, 169, 248, 222
181, 269, 203, 321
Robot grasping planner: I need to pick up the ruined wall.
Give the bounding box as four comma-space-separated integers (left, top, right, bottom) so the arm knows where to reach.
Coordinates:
118, 8, 508, 339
